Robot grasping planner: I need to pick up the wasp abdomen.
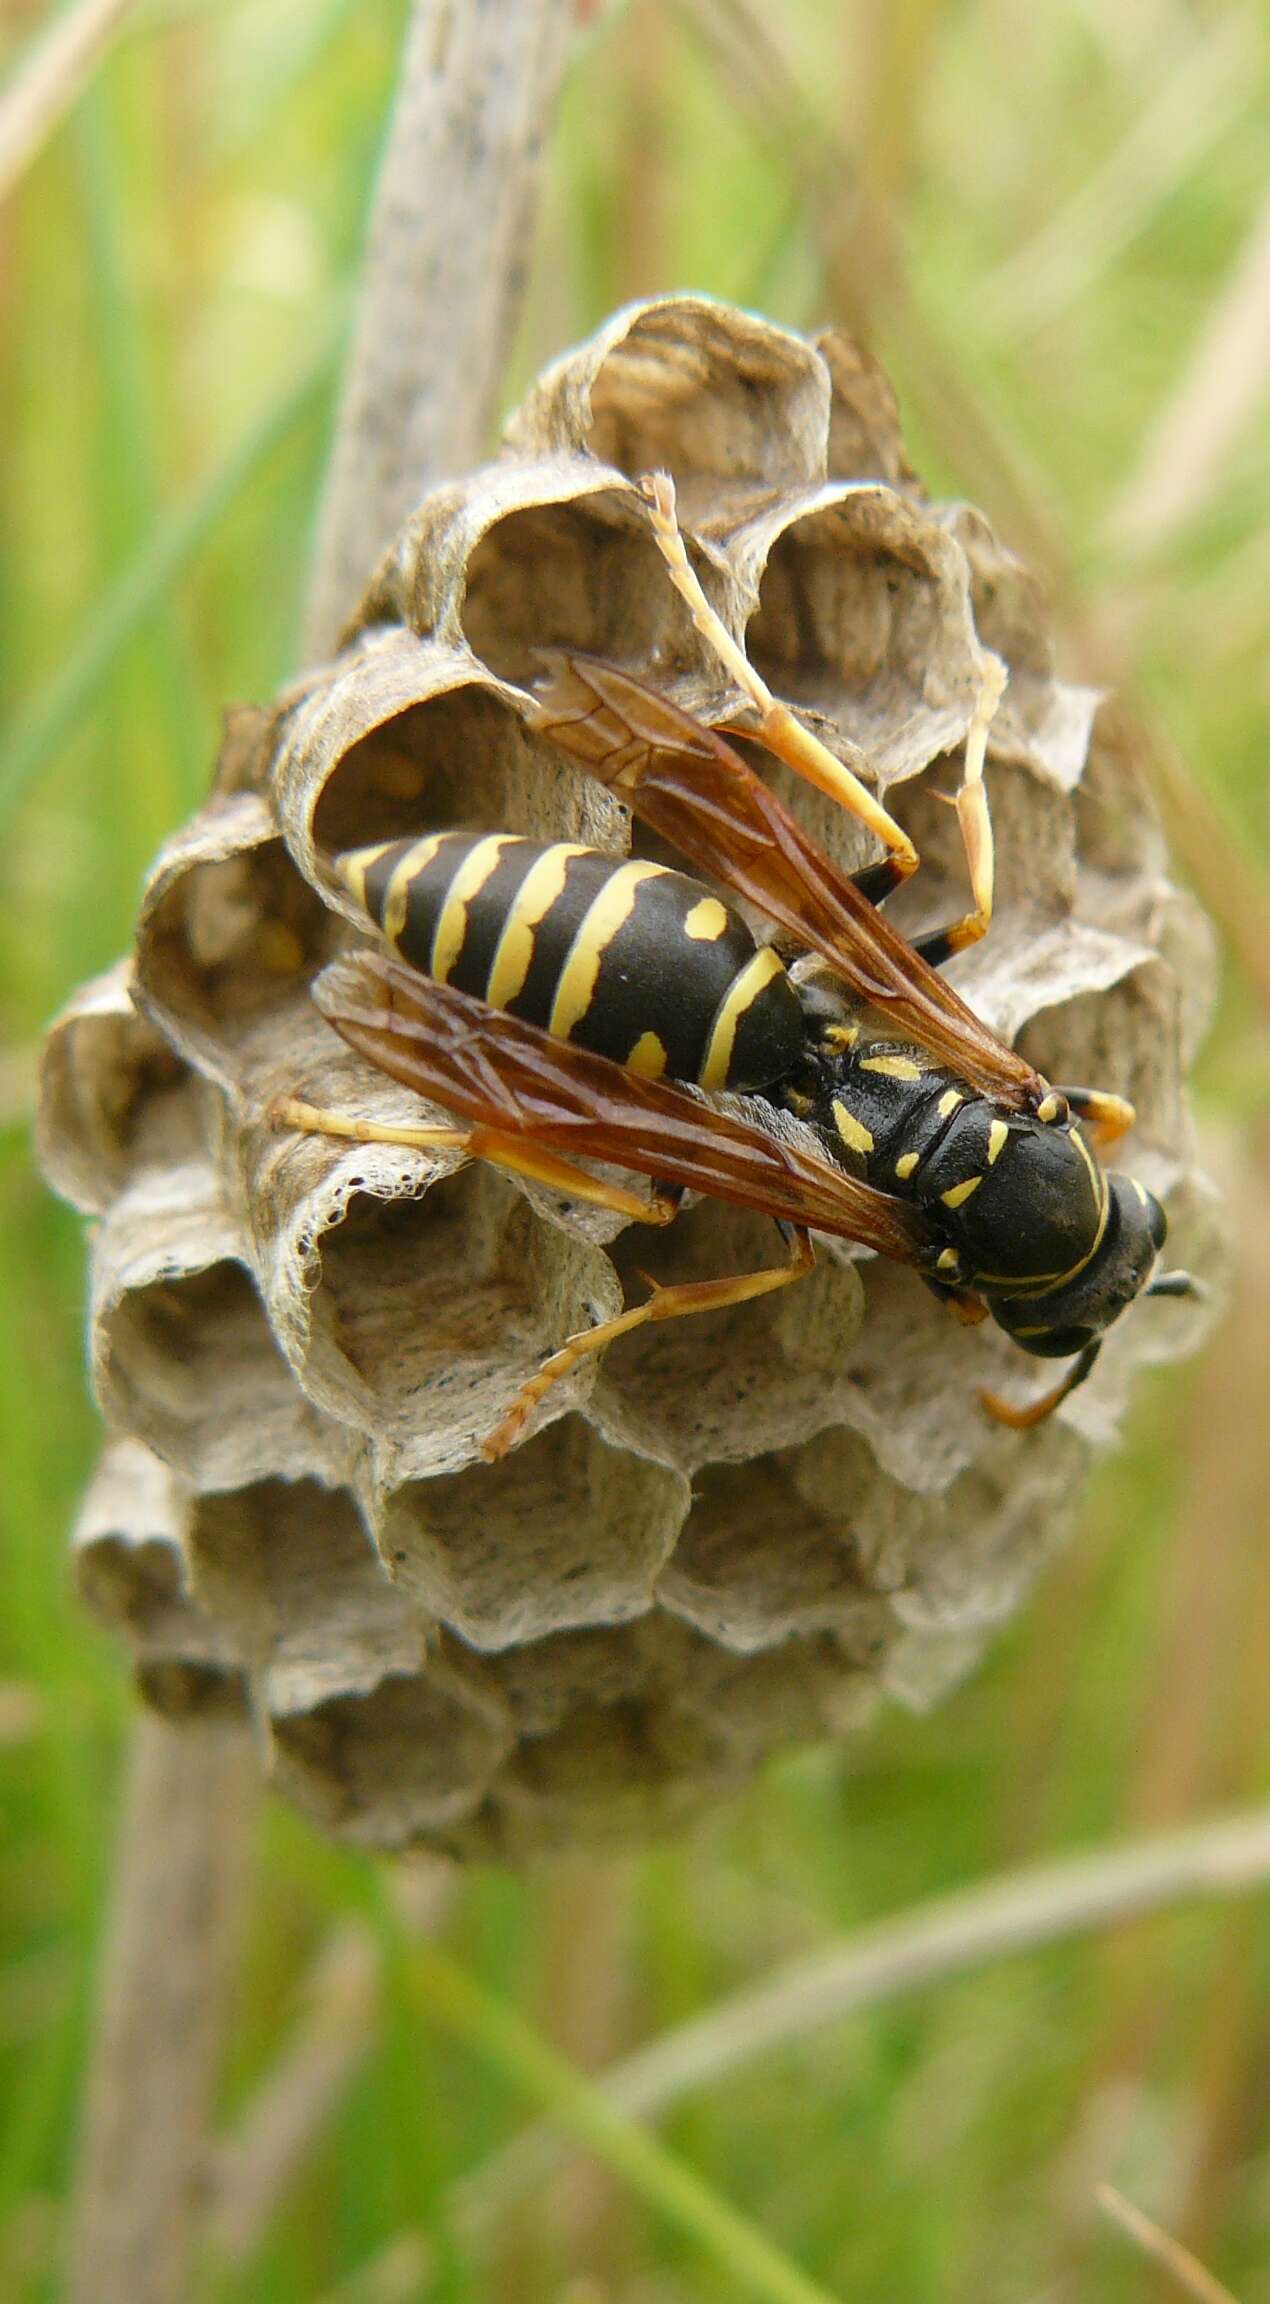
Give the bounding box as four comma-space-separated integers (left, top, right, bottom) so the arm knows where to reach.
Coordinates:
335, 833, 804, 1093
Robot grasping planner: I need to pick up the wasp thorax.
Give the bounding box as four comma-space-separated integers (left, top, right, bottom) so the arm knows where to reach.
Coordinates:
801, 1028, 1111, 1294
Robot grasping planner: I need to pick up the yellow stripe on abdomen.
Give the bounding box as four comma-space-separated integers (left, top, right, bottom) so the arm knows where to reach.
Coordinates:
698, 946, 786, 1090
548, 861, 669, 1041
381, 833, 447, 948
333, 840, 397, 918
485, 843, 589, 1008
431, 834, 521, 984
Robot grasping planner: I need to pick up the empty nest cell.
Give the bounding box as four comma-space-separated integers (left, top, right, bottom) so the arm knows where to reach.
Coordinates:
305, 670, 622, 884
73, 1438, 247, 1713
186, 1475, 421, 1670
185, 1479, 512, 1843
465, 1625, 879, 1860
459, 488, 701, 685
136, 792, 333, 1085
748, 488, 985, 780
306, 1159, 624, 1484
590, 1195, 867, 1474
488, 1703, 733, 1854
38, 962, 191, 1215
92, 1174, 349, 1492
1072, 706, 1168, 880
816, 326, 910, 488
556, 298, 831, 522
376, 1411, 689, 1650
657, 1450, 897, 1656
268, 1654, 512, 1849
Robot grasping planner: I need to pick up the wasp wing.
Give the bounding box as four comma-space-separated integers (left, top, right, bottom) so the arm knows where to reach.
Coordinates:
314, 952, 930, 1266
531, 655, 1042, 1110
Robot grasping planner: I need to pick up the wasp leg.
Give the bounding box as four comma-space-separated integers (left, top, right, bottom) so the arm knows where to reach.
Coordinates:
850, 856, 910, 906
922, 1275, 990, 1326
483, 1222, 815, 1459
910, 652, 1006, 968
269, 1097, 679, 1227
980, 1339, 1101, 1430
1054, 1085, 1136, 1152
639, 472, 918, 875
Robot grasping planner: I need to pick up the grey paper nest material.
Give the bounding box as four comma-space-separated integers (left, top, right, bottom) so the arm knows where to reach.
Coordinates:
42, 297, 1219, 1858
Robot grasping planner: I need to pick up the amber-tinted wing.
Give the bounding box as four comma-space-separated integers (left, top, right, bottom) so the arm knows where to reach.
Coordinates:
531, 655, 1043, 1110
314, 952, 931, 1266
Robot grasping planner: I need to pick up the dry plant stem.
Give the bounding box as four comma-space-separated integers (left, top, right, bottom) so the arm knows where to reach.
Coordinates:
455, 1804, 1270, 2231
305, 0, 574, 657
206, 1925, 380, 2267
66, 1711, 257, 2304
206, 1863, 453, 2267
979, 13, 1255, 339
537, 1859, 635, 2279
1095, 2184, 1241, 2304
0, 0, 139, 207
1105, 180, 1270, 558
70, 6, 569, 2293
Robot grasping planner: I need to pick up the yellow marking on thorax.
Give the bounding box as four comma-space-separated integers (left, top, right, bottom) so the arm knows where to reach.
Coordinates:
684, 896, 728, 941
485, 843, 589, 1007
861, 1053, 923, 1080
334, 840, 397, 918
895, 1150, 920, 1180
823, 1022, 859, 1050
549, 860, 669, 1040
697, 946, 786, 1089
381, 832, 447, 947
832, 1099, 874, 1157
1036, 1092, 1065, 1124
941, 1174, 982, 1209
627, 1030, 669, 1079
937, 1248, 960, 1272
987, 1119, 1009, 1166
937, 1088, 964, 1120
432, 834, 520, 982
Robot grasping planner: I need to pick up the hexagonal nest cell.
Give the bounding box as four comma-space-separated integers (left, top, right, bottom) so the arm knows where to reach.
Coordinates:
41, 296, 1219, 1858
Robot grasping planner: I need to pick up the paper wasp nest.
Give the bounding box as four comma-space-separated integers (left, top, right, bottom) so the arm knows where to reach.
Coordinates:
41, 298, 1217, 1857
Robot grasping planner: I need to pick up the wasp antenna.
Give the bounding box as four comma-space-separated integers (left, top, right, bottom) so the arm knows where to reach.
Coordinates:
980, 1339, 1102, 1430
1147, 1269, 1205, 1301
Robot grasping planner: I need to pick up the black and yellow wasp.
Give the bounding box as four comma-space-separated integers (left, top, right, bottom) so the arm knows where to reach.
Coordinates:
275, 476, 1196, 1457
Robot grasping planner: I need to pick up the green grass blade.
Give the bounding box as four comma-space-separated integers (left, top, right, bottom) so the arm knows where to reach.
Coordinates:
377, 1887, 844, 2304
0, 313, 342, 828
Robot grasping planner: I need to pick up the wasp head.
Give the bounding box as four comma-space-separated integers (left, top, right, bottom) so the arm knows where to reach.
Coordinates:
990, 1173, 1195, 1358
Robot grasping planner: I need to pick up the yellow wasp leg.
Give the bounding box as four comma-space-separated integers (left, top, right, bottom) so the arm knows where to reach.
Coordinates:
640, 472, 918, 875
269, 1097, 678, 1226
483, 1224, 815, 1458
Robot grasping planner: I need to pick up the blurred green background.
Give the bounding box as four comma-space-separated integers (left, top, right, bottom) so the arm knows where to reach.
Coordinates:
2, 0, 1268, 2298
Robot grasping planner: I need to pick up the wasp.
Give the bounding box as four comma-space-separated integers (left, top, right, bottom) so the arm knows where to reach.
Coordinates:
274, 477, 1197, 1458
